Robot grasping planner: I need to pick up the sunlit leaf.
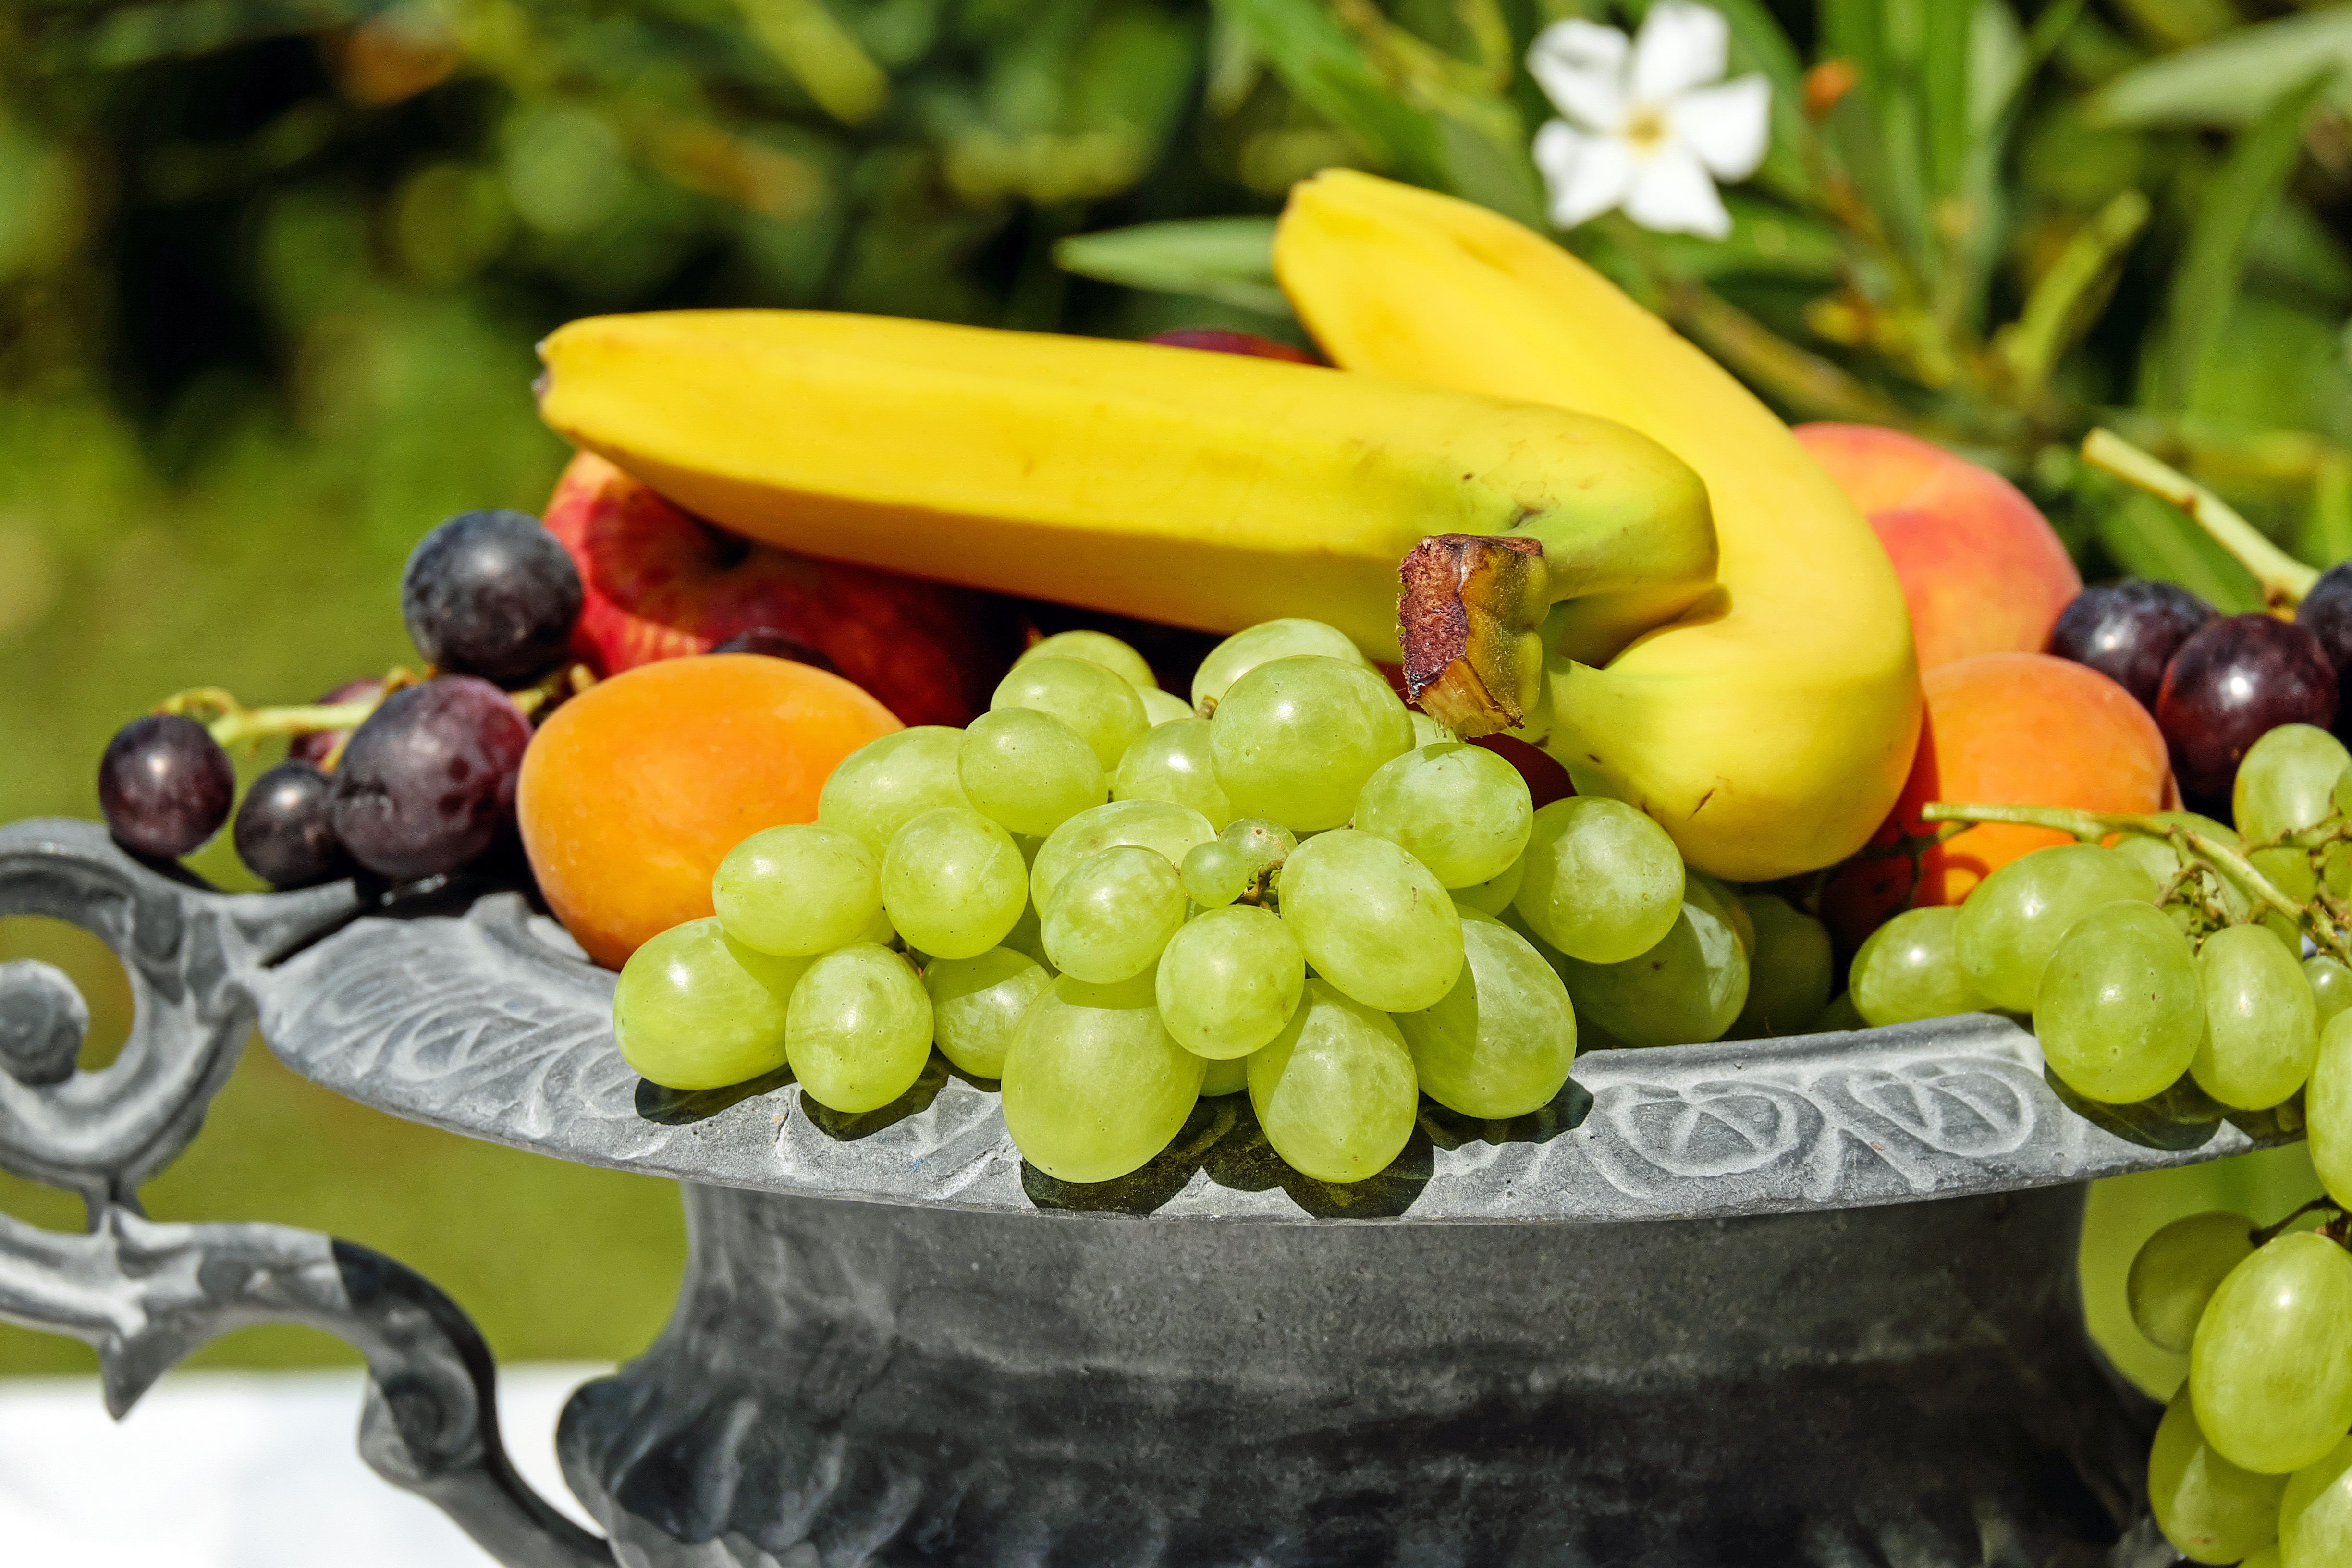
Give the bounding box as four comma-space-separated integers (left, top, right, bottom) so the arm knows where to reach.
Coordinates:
1053, 218, 1287, 316
2085, 8, 2352, 129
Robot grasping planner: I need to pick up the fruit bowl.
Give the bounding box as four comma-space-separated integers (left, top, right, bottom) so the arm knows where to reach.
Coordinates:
0, 815, 2262, 1566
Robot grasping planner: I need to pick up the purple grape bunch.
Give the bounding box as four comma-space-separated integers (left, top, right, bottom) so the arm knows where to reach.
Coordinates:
97, 509, 582, 886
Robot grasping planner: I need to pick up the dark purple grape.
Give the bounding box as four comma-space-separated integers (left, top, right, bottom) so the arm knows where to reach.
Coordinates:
2047, 579, 2214, 710
288, 677, 386, 765
401, 510, 582, 686
710, 627, 840, 674
98, 714, 234, 859
2296, 562, 2352, 679
233, 760, 354, 888
328, 677, 531, 880
2155, 614, 2338, 802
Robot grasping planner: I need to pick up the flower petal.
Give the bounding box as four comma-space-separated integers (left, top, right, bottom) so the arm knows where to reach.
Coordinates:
1623, 141, 1730, 238
1534, 121, 1636, 230
1669, 74, 1771, 180
1527, 19, 1629, 133
1631, 0, 1728, 105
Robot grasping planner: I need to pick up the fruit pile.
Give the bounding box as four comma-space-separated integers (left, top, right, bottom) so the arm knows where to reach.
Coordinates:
611, 619, 1627, 1186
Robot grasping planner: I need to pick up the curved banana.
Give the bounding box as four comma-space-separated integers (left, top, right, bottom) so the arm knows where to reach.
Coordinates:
1273, 171, 1921, 882
536, 310, 1716, 662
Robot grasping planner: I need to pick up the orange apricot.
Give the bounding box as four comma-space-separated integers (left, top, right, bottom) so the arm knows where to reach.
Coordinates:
518, 654, 899, 968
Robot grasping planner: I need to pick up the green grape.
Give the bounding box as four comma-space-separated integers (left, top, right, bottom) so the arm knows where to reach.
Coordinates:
1692, 871, 1753, 955
1512, 796, 1684, 963
2116, 813, 2250, 919
2336, 762, 2352, 821
2130, 1212, 2256, 1355
1209, 656, 1415, 831
1041, 845, 1187, 983
1275, 828, 1463, 1011
1409, 711, 1449, 747
1848, 906, 1985, 1027
1247, 979, 1419, 1183
1395, 909, 1576, 1118
2309, 1010, 2352, 1209
923, 946, 1051, 1079
711, 823, 882, 956
2235, 723, 2352, 845
1729, 894, 1833, 1038
1353, 742, 1534, 888
1000, 970, 1204, 1182
1031, 798, 1217, 911
2253, 844, 2318, 946
1140, 686, 1195, 726
1814, 991, 1864, 1032
957, 707, 1106, 837
1015, 629, 1156, 692
2148, 1383, 2288, 1565
992, 655, 1150, 773
2326, 840, 2352, 901
1451, 855, 1525, 917
1199, 1054, 1250, 1096
880, 806, 1028, 960
1955, 844, 2159, 1011
2307, 956, 2352, 1029
784, 943, 933, 1113
1192, 618, 1370, 710
2192, 923, 2320, 1110
1157, 904, 1306, 1058
1111, 718, 1234, 828
1222, 817, 1298, 873
2034, 900, 2203, 1103
2190, 1231, 2352, 1474
612, 917, 804, 1090
1554, 880, 1748, 1048
2281, 1435, 2352, 1568
2244, 1547, 2281, 1568
1000, 899, 1054, 973
816, 726, 969, 855
1179, 840, 1254, 908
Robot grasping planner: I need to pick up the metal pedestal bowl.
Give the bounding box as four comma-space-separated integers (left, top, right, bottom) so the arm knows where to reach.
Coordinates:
0, 818, 2262, 1566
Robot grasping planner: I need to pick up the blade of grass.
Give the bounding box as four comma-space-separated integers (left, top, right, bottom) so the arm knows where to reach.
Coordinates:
1996, 188, 2151, 404
2087, 8, 2352, 128
2299, 453, 2352, 571
1053, 218, 1289, 317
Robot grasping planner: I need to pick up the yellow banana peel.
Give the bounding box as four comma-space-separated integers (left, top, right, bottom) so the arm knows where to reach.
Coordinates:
536, 310, 1716, 662
1274, 170, 1922, 882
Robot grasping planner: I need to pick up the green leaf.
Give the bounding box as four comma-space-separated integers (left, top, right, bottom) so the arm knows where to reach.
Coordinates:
2084, 482, 2262, 613
1052, 218, 1288, 316
1207, 0, 1449, 186
2156, 72, 2334, 411
2297, 454, 2352, 571
1922, 0, 1972, 198
2085, 9, 2352, 130
1636, 196, 1840, 282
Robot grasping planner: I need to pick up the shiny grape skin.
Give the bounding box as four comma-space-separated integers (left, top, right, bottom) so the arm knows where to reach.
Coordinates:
327, 676, 531, 880
2047, 579, 2214, 709
710, 626, 840, 674
288, 676, 385, 764
400, 509, 583, 686
233, 760, 354, 888
98, 714, 235, 858
2155, 614, 2337, 804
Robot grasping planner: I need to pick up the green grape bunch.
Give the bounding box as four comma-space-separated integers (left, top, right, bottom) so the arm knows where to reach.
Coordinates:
608, 615, 1829, 1195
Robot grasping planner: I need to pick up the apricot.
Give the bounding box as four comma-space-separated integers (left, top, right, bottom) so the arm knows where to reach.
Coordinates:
519, 654, 899, 967
1825, 653, 2170, 944
1796, 423, 2080, 673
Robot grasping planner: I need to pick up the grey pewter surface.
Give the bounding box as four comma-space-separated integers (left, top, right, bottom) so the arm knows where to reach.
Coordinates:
557, 1180, 2158, 1567
237, 845, 2280, 1222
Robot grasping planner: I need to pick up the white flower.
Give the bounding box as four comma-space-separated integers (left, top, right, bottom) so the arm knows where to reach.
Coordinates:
1527, 3, 1770, 240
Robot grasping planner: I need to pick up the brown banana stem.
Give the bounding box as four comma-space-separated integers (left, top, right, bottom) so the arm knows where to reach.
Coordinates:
1398, 534, 1547, 736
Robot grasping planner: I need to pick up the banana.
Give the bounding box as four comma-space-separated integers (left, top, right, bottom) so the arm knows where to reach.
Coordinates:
1273, 170, 1920, 882
535, 310, 1716, 661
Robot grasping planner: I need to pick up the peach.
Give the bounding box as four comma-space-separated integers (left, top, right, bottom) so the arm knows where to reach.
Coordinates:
518, 654, 900, 967
1796, 423, 2080, 673
1826, 653, 2170, 942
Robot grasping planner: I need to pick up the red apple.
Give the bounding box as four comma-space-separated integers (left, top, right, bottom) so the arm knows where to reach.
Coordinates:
540, 452, 1024, 727
1147, 328, 1321, 363
1795, 423, 2081, 674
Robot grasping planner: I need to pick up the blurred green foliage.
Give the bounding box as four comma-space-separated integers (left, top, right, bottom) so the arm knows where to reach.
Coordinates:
0, 0, 2346, 1385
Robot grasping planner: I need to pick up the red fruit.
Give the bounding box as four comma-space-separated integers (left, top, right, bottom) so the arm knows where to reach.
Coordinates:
540, 452, 1024, 726
1148, 328, 1321, 364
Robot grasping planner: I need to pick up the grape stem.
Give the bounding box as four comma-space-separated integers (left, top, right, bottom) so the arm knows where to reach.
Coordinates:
2251, 1195, 2346, 1248
156, 674, 412, 754
2081, 428, 2319, 608
1918, 801, 2352, 965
